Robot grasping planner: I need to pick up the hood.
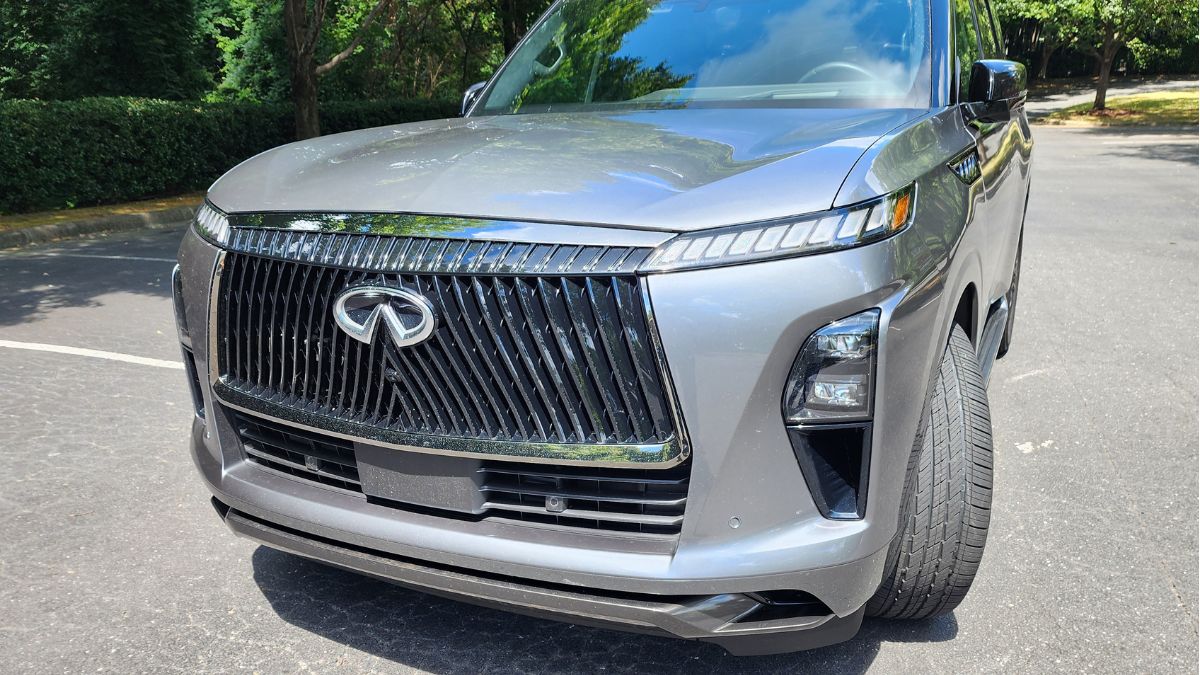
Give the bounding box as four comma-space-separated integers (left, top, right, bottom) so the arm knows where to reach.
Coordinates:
207, 107, 922, 232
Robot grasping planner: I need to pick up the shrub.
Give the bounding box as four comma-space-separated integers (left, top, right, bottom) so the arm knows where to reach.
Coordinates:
0, 97, 459, 214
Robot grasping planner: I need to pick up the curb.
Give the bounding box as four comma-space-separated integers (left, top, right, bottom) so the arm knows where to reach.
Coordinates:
0, 205, 198, 250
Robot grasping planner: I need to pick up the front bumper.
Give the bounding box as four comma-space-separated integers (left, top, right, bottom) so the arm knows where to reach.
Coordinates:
213, 497, 866, 656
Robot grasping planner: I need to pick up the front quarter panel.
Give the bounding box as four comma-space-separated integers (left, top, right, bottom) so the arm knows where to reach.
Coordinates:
650, 120, 989, 576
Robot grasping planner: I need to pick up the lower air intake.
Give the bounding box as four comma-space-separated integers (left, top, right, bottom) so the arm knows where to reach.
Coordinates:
235, 414, 362, 492
479, 460, 689, 536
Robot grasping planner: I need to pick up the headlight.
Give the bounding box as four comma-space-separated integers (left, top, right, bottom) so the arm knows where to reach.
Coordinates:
194, 202, 231, 246
640, 185, 913, 273
783, 309, 880, 423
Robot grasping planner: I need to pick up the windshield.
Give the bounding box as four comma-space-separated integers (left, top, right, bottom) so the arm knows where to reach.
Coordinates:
477, 0, 931, 114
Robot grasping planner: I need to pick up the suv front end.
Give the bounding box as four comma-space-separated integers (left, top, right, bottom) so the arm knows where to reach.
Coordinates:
175, 0, 1029, 655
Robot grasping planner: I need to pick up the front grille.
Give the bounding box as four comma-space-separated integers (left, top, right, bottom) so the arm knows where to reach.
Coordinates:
232, 412, 688, 537
235, 413, 362, 492
216, 248, 679, 455
479, 461, 688, 535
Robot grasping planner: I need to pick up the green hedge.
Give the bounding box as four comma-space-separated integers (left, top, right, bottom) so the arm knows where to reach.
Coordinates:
0, 97, 459, 214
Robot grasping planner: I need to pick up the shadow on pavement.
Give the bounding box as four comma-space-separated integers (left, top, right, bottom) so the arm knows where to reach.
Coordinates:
1068, 125, 1199, 166
252, 546, 958, 674
1035, 124, 1198, 165
0, 228, 181, 327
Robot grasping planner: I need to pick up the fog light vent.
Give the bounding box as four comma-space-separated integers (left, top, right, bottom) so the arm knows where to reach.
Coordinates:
787, 423, 870, 520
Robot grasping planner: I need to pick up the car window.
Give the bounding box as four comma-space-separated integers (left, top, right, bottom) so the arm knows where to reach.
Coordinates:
477, 0, 933, 113
952, 0, 983, 102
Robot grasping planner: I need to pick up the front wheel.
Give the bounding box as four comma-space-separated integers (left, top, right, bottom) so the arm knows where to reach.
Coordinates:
866, 324, 993, 619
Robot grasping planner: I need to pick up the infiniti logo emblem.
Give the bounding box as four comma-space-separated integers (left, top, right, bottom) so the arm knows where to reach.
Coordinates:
332, 285, 437, 347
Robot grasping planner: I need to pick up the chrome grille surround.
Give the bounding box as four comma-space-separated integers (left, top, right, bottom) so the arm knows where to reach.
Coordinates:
204, 213, 690, 469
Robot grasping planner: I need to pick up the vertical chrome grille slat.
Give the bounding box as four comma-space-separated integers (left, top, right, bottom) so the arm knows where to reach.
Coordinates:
613, 277, 675, 439
469, 276, 547, 439
217, 247, 678, 449
535, 277, 608, 441
559, 277, 632, 442
492, 278, 570, 442
446, 276, 522, 437
453, 276, 532, 437
585, 277, 655, 441
383, 337, 439, 433
287, 262, 313, 398
410, 276, 490, 436
512, 277, 589, 442
428, 276, 506, 435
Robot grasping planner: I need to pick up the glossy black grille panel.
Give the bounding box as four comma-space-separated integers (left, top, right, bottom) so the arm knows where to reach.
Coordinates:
235, 413, 362, 492
480, 461, 689, 536
217, 252, 677, 452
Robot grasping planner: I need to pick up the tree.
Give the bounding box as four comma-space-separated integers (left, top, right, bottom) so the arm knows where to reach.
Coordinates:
492, 0, 547, 54
0, 0, 208, 100
994, 0, 1084, 79
283, 0, 392, 139
1075, 0, 1197, 110
202, 0, 292, 103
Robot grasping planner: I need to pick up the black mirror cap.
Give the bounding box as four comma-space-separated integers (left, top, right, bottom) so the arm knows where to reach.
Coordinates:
461, 81, 487, 117
966, 59, 1027, 123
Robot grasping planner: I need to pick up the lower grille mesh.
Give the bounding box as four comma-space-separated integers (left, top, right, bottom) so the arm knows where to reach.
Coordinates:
235, 414, 362, 492
479, 461, 689, 536
232, 412, 688, 537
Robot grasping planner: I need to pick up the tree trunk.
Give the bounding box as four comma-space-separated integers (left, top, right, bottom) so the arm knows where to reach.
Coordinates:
283, 0, 322, 140
1037, 42, 1056, 80
290, 63, 321, 140
1092, 30, 1121, 111
497, 0, 527, 54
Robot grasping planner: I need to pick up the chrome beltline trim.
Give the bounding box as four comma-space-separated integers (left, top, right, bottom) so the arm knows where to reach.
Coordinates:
203, 239, 690, 468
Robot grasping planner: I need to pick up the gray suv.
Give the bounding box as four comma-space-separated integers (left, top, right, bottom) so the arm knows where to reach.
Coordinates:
174, 0, 1031, 655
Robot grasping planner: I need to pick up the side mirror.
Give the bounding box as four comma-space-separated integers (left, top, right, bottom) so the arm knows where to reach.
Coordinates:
461, 81, 487, 117
966, 60, 1027, 123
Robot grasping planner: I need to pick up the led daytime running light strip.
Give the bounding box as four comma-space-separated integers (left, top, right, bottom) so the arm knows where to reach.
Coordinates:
640, 185, 914, 273
194, 203, 232, 246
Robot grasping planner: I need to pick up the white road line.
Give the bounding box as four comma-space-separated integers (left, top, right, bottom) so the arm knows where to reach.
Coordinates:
1101, 139, 1198, 145
38, 253, 177, 263
1006, 368, 1048, 383
0, 340, 183, 370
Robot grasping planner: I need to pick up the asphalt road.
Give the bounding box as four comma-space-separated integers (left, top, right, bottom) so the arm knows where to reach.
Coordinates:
1, 126, 1196, 674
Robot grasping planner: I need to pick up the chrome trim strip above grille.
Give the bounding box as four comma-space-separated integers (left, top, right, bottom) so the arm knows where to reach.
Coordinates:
222, 210, 675, 246
223, 227, 657, 276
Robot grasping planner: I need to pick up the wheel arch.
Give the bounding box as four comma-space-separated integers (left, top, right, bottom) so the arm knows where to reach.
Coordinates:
952, 283, 978, 346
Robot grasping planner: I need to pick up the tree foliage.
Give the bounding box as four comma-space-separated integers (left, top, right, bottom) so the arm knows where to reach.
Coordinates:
1, 0, 553, 104
2, 0, 1194, 114
1072, 0, 1197, 108
994, 0, 1197, 109
0, 0, 209, 100
0, 96, 456, 213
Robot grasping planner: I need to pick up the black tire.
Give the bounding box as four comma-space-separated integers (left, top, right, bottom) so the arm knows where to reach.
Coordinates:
997, 231, 1022, 358
866, 324, 993, 619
